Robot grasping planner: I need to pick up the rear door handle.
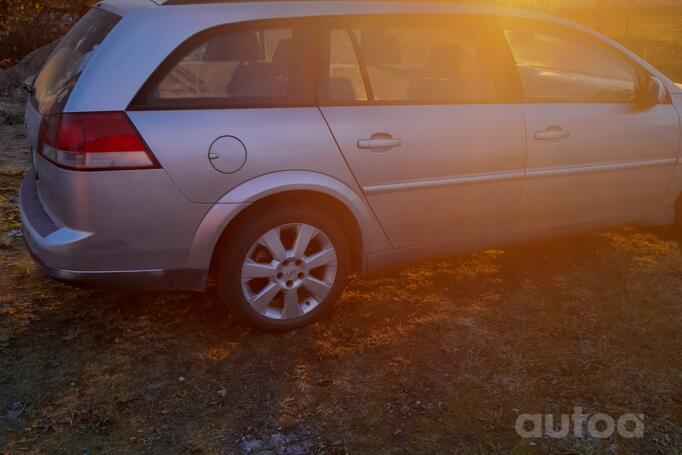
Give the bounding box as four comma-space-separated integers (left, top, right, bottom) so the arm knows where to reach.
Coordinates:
357, 138, 402, 150
357, 133, 402, 152
535, 127, 570, 142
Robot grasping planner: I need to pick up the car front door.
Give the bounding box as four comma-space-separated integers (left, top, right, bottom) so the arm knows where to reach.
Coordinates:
501, 19, 680, 233
318, 15, 527, 249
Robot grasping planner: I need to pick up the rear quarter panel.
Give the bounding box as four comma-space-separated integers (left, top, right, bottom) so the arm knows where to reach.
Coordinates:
127, 108, 358, 204
35, 160, 210, 271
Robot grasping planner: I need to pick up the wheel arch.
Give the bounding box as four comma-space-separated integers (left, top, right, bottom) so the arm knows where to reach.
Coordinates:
186, 171, 391, 280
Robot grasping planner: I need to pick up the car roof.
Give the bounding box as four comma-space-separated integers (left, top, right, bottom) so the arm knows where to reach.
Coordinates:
100, 0, 560, 22
160, 0, 530, 7
160, 0, 551, 20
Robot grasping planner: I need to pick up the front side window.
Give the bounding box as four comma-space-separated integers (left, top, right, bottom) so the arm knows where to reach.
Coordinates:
503, 23, 639, 102
139, 23, 317, 107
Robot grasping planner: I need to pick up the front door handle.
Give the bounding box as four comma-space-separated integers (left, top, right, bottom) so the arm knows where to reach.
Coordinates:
357, 133, 402, 152
535, 127, 570, 142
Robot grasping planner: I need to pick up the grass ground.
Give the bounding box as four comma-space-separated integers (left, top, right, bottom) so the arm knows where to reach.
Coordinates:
1, 169, 681, 454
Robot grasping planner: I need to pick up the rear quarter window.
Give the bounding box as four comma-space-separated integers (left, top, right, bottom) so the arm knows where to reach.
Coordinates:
131, 22, 319, 109
33, 8, 120, 114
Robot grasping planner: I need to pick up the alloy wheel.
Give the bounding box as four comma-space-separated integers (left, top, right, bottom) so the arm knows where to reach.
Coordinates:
240, 223, 338, 320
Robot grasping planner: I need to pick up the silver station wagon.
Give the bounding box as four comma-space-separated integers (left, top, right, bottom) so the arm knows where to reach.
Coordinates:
20, 0, 682, 330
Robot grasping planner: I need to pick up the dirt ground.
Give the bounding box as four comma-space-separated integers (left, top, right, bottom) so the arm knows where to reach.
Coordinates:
0, 104, 681, 454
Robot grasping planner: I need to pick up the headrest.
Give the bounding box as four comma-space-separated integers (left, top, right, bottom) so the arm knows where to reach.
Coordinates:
272, 38, 294, 69
424, 42, 464, 77
328, 77, 357, 101
361, 32, 402, 67
204, 30, 259, 62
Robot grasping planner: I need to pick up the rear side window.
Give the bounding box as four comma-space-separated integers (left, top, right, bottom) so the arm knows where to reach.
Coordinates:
324, 17, 497, 104
136, 23, 318, 108
503, 23, 639, 103
360, 24, 495, 102
33, 8, 120, 114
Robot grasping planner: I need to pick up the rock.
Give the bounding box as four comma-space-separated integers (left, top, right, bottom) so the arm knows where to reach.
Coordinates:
269, 432, 285, 451
0, 40, 59, 100
2, 230, 23, 246
238, 430, 316, 454
6, 401, 27, 421
285, 443, 308, 455
239, 437, 264, 453
0, 97, 31, 173
0, 101, 23, 118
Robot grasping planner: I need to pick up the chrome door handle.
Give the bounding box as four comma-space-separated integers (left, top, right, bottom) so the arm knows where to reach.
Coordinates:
535, 128, 570, 142
357, 135, 402, 151
357, 138, 402, 149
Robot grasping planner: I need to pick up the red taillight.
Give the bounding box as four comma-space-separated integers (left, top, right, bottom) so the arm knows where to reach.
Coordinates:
38, 112, 159, 171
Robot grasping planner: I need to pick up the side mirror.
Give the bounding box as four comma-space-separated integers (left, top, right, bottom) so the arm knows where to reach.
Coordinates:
637, 76, 666, 106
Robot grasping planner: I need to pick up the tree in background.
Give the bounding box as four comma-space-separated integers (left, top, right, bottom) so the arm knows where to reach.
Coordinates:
0, 0, 92, 68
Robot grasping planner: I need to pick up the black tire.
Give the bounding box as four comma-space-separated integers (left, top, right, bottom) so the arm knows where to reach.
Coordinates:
216, 200, 351, 331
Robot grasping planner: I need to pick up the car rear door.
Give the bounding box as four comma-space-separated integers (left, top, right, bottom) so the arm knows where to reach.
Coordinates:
318, 15, 527, 249
500, 19, 680, 233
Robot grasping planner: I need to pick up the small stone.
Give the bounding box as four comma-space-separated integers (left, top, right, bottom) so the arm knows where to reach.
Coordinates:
240, 438, 263, 453
1, 229, 22, 245
286, 443, 307, 455
6, 401, 27, 421
178, 376, 186, 382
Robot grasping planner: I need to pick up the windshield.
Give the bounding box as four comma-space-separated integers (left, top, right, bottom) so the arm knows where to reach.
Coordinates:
33, 8, 120, 114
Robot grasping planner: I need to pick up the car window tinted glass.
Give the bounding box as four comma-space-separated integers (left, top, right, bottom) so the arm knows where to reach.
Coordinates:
33, 8, 120, 114
350, 20, 496, 102
504, 25, 638, 102
150, 24, 316, 106
328, 29, 368, 102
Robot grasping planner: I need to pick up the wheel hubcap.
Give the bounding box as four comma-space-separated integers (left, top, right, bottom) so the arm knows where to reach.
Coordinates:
275, 258, 308, 289
240, 223, 337, 320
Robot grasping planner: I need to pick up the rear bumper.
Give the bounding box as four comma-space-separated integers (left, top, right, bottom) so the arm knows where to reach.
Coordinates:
20, 173, 207, 291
